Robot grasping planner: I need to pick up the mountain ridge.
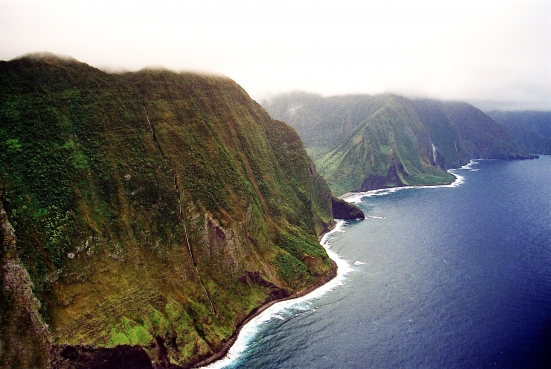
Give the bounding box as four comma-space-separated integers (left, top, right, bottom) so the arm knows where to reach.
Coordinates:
263, 93, 532, 196
0, 55, 362, 368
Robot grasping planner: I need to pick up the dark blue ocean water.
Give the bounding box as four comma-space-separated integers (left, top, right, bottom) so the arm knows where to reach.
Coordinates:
208, 156, 551, 369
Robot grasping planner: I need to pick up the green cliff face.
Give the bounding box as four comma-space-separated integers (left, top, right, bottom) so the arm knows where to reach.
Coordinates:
0, 54, 335, 368
263, 93, 528, 196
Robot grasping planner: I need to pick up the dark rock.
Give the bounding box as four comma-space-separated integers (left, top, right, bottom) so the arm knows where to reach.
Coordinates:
0, 195, 52, 369
51, 345, 160, 369
331, 197, 365, 220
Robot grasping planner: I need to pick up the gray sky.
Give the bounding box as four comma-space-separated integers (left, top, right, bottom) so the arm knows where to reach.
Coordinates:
1, 0, 550, 110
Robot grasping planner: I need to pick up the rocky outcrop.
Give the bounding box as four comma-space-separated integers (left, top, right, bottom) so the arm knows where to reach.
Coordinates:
331, 198, 365, 220
0, 191, 52, 368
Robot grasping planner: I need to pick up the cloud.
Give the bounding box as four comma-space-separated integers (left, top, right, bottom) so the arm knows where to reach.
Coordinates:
1, 0, 550, 110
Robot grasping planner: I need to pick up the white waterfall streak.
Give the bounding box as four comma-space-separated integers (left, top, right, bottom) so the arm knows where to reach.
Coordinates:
432, 143, 438, 168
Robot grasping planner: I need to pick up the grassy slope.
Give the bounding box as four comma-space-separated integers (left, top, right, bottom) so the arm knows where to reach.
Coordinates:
262, 92, 385, 161
0, 55, 334, 368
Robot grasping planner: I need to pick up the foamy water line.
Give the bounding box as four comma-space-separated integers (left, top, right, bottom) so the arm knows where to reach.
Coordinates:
341, 161, 477, 204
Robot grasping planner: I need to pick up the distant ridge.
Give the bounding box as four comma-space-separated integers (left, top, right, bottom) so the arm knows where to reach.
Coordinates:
263, 93, 531, 196
487, 110, 551, 155
13, 51, 79, 62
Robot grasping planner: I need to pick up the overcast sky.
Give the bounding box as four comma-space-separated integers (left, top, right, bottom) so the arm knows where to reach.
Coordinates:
1, 0, 550, 110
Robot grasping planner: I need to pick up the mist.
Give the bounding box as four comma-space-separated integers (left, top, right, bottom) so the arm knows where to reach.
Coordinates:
1, 0, 550, 110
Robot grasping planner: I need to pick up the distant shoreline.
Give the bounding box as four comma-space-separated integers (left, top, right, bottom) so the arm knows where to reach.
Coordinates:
193, 223, 339, 368
339, 166, 467, 202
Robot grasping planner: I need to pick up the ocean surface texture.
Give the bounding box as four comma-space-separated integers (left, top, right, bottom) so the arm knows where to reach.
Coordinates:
208, 156, 551, 369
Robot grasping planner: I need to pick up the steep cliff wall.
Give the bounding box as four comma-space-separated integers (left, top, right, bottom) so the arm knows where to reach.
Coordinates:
0, 54, 336, 368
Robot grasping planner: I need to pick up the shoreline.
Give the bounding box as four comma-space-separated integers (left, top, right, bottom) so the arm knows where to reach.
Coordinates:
339, 164, 468, 202
194, 165, 470, 368
193, 223, 340, 368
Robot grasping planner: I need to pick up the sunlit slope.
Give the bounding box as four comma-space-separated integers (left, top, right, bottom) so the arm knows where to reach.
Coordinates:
262, 92, 387, 160
264, 93, 528, 196
0, 54, 335, 368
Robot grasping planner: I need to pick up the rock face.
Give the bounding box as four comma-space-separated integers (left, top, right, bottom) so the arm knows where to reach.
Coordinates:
50, 345, 154, 369
262, 93, 530, 196
0, 190, 52, 368
0, 54, 337, 368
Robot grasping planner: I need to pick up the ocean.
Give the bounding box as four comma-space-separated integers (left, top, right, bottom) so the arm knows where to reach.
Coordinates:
204, 156, 551, 369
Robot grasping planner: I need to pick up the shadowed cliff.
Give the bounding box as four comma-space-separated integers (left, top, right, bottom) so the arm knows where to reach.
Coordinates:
487, 110, 551, 155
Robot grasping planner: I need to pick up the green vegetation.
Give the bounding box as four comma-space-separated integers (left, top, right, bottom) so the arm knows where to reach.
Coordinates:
313, 96, 454, 195
108, 317, 153, 346
0, 54, 336, 368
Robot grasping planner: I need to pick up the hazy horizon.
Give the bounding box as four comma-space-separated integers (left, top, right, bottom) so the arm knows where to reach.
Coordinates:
1, 0, 550, 111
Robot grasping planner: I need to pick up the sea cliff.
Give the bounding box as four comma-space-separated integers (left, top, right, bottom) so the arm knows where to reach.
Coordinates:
0, 54, 360, 368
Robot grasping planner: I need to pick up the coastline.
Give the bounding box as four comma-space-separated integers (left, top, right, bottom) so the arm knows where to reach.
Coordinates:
194, 157, 547, 368
193, 223, 340, 369
191, 160, 476, 368
193, 165, 470, 368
